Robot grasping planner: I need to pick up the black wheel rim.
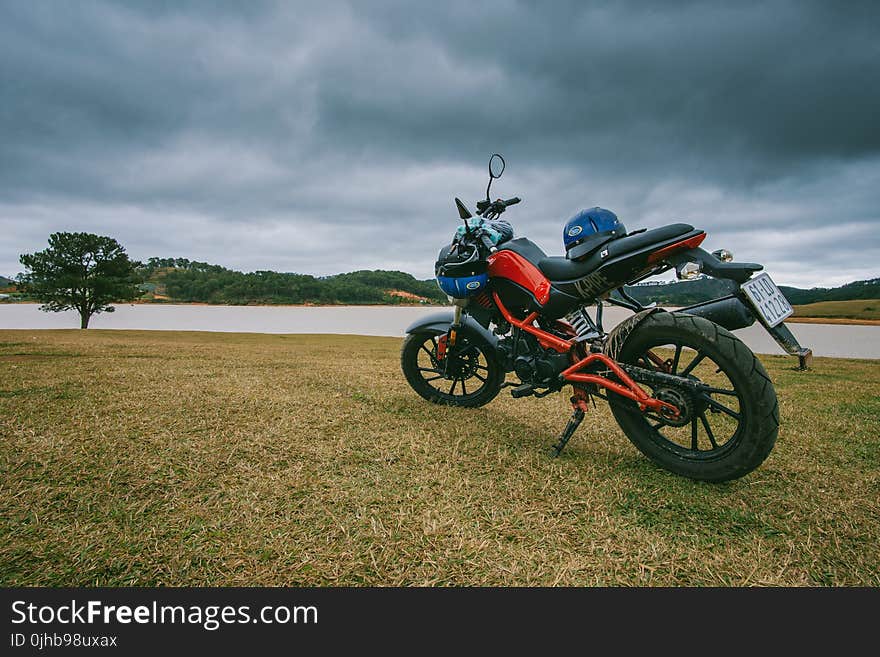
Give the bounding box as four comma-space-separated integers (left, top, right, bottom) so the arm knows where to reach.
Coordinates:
413, 334, 493, 401
626, 342, 745, 460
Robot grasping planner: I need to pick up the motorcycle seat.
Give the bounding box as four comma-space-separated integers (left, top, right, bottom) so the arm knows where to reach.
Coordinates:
537, 223, 696, 282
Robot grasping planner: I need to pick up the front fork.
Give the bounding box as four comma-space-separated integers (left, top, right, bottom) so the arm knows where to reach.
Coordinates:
450, 302, 464, 342
437, 300, 467, 371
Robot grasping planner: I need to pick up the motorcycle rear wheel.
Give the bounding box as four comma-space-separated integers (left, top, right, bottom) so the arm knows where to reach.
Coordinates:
401, 331, 503, 408
608, 312, 779, 482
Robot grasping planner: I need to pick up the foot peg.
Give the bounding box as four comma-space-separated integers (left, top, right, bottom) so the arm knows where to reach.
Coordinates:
511, 383, 536, 398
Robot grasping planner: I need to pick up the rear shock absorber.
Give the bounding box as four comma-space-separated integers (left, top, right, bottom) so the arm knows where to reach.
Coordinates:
564, 305, 602, 340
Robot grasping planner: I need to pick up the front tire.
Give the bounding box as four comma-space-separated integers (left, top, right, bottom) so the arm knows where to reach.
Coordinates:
608, 312, 779, 482
401, 330, 503, 408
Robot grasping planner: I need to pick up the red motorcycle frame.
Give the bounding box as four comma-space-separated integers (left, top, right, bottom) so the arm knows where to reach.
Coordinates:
484, 234, 709, 419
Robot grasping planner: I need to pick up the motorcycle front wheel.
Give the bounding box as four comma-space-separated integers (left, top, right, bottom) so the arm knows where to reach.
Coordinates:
401, 331, 503, 408
608, 312, 779, 482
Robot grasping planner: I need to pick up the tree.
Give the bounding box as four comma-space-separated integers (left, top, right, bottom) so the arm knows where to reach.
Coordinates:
18, 232, 142, 329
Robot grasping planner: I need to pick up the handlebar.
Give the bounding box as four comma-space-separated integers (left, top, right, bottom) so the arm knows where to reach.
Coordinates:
475, 196, 522, 220
457, 195, 521, 253
479, 232, 497, 253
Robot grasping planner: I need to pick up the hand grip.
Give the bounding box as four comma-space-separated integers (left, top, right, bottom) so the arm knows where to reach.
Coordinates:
480, 233, 497, 253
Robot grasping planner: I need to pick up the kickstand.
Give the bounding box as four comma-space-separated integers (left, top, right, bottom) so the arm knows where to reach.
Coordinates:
551, 407, 586, 457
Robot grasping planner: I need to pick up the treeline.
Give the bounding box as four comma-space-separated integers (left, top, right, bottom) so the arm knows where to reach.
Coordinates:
623, 277, 880, 306
8, 256, 878, 307
139, 259, 447, 305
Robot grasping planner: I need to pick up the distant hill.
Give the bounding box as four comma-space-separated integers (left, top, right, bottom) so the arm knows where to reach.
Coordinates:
139, 258, 447, 305
9, 256, 879, 308
624, 277, 880, 307
138, 258, 876, 307
778, 278, 880, 305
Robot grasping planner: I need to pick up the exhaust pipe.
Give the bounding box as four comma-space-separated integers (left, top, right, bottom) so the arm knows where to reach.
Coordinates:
679, 295, 812, 370
679, 295, 756, 332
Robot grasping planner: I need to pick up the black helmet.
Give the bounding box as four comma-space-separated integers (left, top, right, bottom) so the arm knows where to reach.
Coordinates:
435, 243, 489, 299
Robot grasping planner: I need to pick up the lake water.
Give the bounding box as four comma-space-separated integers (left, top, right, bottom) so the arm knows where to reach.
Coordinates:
1, 303, 878, 359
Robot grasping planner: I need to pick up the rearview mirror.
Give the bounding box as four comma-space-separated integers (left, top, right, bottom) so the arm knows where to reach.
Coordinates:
486, 153, 505, 201
489, 153, 505, 178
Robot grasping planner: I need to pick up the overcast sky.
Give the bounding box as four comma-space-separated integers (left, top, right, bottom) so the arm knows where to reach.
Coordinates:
2, 1, 878, 287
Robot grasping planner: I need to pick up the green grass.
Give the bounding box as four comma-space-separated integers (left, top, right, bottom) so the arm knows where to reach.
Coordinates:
1, 329, 879, 586
793, 299, 880, 321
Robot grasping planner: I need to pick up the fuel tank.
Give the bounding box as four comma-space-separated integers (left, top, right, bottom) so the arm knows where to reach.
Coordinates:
487, 250, 581, 320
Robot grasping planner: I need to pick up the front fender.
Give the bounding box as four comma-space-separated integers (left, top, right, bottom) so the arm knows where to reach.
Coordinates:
405, 311, 499, 348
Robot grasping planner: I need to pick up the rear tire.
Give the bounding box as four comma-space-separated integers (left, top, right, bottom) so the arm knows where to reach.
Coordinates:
401, 331, 503, 408
608, 312, 779, 482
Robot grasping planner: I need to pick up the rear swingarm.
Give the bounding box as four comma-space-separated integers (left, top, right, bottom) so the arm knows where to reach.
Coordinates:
559, 352, 679, 419
620, 363, 713, 394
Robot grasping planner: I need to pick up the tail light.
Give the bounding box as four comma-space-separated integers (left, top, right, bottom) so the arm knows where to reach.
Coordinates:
646, 233, 707, 264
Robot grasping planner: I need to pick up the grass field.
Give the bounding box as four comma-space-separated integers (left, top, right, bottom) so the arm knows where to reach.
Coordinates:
1, 329, 878, 586
792, 299, 880, 324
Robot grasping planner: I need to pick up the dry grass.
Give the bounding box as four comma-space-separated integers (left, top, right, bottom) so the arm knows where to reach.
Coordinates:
793, 299, 880, 323
1, 329, 878, 586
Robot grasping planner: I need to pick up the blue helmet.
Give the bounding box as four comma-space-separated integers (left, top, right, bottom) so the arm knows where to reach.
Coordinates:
435, 243, 488, 299
437, 272, 488, 298
563, 207, 627, 260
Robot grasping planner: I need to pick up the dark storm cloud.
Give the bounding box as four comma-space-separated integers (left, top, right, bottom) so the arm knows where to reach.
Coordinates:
1, 0, 878, 287
335, 1, 880, 172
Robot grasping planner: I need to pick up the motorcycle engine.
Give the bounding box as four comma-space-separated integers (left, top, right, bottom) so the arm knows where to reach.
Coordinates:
498, 335, 570, 386
514, 352, 570, 385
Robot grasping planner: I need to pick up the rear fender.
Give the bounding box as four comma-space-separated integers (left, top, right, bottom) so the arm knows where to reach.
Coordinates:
603, 308, 666, 360
668, 248, 762, 284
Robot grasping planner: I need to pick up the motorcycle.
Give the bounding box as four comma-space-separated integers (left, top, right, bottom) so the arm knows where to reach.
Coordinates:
401, 154, 811, 481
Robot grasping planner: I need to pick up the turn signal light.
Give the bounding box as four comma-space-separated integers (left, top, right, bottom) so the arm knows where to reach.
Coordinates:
677, 261, 702, 280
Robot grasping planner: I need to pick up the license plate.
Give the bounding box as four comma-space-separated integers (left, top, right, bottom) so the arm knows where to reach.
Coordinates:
741, 273, 793, 328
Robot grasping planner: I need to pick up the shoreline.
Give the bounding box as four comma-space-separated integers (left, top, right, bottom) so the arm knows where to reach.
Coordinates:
3, 305, 878, 358
786, 316, 880, 326
1, 300, 444, 309
1, 327, 878, 362
4, 300, 879, 325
